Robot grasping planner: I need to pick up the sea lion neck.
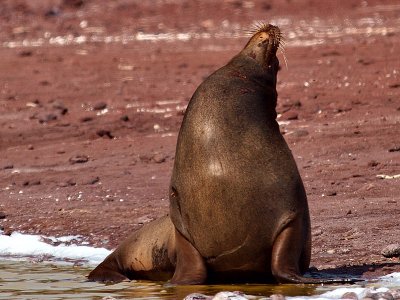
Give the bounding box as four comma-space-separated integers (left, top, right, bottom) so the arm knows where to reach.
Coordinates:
227, 54, 278, 90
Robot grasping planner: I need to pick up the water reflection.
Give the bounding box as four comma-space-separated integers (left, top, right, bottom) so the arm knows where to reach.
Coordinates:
0, 259, 333, 299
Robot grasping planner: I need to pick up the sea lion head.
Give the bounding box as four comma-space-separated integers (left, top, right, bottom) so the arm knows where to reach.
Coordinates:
241, 23, 281, 73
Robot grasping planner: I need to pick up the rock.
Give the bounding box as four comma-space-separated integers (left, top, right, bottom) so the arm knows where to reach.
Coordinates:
22, 180, 41, 186
183, 293, 211, 300
69, 155, 89, 164
330, 104, 352, 113
96, 129, 114, 139
101, 297, 118, 300
39, 80, 51, 86
312, 228, 323, 236
262, 3, 272, 10
342, 292, 358, 300
93, 102, 107, 111
293, 130, 309, 137
357, 58, 375, 65
44, 7, 61, 17
82, 177, 100, 185
389, 289, 400, 300
52, 101, 68, 115
281, 110, 299, 120
1, 164, 14, 170
80, 116, 94, 122
388, 146, 400, 152
152, 153, 167, 163
37, 112, 58, 123
120, 115, 129, 122
271, 294, 286, 300
63, 0, 85, 7
18, 50, 33, 57
213, 291, 248, 300
58, 179, 77, 187
3, 229, 12, 236
368, 292, 394, 300
326, 190, 337, 196
367, 160, 379, 167
0, 212, 6, 219
382, 244, 400, 258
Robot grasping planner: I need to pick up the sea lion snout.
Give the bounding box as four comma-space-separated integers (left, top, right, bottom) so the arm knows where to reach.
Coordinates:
242, 23, 281, 68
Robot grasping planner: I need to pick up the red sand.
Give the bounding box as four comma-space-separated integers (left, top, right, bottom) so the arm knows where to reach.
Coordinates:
0, 0, 399, 278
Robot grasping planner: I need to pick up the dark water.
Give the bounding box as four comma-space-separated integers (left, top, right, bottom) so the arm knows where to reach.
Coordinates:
0, 260, 337, 300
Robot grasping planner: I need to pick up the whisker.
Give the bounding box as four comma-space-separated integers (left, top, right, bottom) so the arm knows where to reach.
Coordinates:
279, 48, 289, 70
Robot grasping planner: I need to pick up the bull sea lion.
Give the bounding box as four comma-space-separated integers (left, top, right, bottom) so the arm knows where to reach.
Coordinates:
88, 24, 351, 284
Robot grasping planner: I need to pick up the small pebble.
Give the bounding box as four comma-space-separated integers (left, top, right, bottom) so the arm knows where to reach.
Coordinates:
312, 228, 323, 236
381, 244, 400, 258
82, 177, 100, 185
58, 179, 77, 187
213, 291, 248, 300
183, 293, 211, 300
93, 102, 107, 111
388, 146, 400, 152
370, 292, 394, 300
18, 50, 33, 57
389, 289, 400, 300
52, 101, 68, 115
96, 129, 114, 139
152, 153, 167, 163
80, 116, 94, 122
38, 112, 58, 123
271, 294, 286, 300
293, 130, 309, 137
342, 292, 358, 300
22, 180, 41, 186
120, 115, 129, 122
69, 155, 89, 164
281, 110, 299, 120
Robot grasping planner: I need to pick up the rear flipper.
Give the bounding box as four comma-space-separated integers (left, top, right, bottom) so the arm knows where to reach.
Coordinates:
88, 258, 129, 283
87, 216, 176, 283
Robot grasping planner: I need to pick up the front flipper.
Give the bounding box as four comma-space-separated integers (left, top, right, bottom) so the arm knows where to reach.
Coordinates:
170, 229, 207, 285
271, 216, 360, 284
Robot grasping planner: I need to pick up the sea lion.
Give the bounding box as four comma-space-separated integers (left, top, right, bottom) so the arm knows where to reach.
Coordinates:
168, 23, 312, 284
88, 24, 351, 284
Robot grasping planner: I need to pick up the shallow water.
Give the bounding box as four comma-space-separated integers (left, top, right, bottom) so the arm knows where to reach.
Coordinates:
0, 259, 358, 300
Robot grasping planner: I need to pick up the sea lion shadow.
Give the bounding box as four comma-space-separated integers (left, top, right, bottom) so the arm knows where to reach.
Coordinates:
307, 262, 400, 281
